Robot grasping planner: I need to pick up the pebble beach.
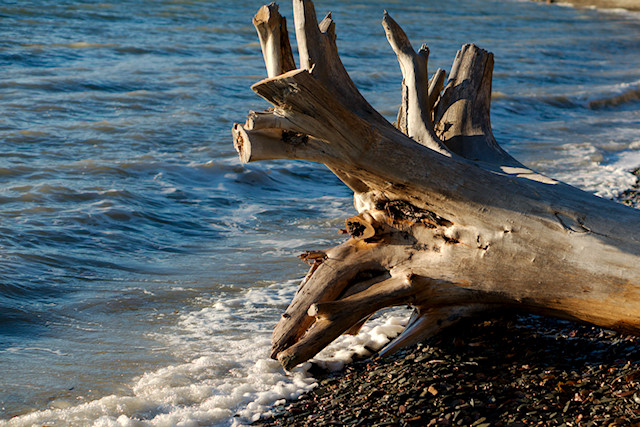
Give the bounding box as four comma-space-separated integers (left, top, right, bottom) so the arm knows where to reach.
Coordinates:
255, 315, 640, 426
2, 0, 639, 424
252, 1, 640, 424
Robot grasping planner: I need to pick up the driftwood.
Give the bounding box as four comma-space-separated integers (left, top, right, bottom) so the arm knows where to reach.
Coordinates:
233, 0, 640, 370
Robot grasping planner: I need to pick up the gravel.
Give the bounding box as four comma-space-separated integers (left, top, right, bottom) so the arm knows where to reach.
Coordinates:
254, 175, 640, 426
253, 315, 640, 426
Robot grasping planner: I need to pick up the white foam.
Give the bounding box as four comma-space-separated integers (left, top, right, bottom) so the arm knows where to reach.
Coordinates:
311, 313, 408, 372
2, 282, 409, 427
610, 141, 640, 171
535, 142, 639, 199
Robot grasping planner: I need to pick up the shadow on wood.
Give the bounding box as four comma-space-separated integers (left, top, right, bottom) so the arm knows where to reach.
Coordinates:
233, 0, 640, 370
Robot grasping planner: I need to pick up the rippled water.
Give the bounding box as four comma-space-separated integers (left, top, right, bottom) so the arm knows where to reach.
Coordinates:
1, 0, 639, 425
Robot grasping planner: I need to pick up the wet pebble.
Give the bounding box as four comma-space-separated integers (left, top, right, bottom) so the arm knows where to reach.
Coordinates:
254, 315, 640, 426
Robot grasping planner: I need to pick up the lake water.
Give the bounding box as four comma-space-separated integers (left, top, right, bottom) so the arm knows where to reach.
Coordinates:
1, 0, 639, 425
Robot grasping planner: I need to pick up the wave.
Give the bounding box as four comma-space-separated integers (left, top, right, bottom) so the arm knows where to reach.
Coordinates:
587, 80, 640, 109
0, 279, 408, 427
494, 79, 640, 111
500, 80, 640, 112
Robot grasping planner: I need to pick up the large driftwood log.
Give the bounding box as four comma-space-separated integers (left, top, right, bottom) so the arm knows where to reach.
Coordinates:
233, 0, 640, 370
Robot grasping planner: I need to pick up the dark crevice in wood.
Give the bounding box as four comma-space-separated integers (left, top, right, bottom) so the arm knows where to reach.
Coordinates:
378, 199, 452, 228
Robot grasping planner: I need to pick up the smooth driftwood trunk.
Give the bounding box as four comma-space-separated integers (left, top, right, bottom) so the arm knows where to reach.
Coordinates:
233, 0, 640, 370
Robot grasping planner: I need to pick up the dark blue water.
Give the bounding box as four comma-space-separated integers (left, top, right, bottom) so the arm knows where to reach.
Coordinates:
1, 0, 639, 425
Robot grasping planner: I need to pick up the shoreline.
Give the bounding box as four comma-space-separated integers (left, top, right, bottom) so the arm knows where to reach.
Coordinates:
249, 180, 640, 414
251, 1, 640, 425
255, 315, 640, 426
253, 181, 640, 426
535, 0, 640, 12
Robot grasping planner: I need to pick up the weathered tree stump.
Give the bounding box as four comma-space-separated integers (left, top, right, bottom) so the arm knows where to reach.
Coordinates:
233, 0, 640, 370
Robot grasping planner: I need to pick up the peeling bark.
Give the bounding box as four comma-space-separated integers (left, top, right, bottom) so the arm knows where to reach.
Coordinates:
233, 0, 640, 370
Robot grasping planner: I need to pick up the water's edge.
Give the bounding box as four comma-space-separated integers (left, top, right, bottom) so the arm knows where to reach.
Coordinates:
1, 0, 639, 425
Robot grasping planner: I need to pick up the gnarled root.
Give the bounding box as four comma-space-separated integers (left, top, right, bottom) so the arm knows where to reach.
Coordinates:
234, 0, 640, 370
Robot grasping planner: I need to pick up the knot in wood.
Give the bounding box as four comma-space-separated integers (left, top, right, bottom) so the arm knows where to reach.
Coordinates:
377, 199, 451, 228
